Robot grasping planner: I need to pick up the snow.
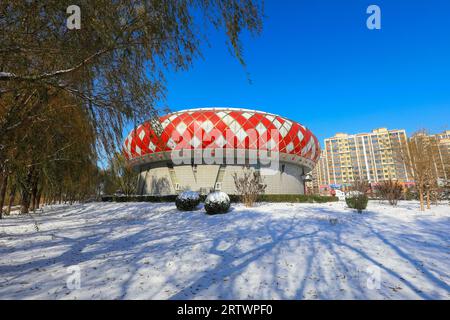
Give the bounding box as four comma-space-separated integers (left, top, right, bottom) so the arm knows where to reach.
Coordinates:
345, 191, 364, 197
0, 72, 14, 77
177, 191, 200, 201
0, 201, 449, 300
205, 191, 230, 204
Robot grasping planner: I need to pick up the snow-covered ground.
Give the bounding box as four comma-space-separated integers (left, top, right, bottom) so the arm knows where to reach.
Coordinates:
0, 201, 449, 300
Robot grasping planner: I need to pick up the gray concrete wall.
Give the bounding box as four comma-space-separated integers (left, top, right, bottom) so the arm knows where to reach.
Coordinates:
139, 162, 306, 195
139, 166, 175, 195
173, 165, 197, 191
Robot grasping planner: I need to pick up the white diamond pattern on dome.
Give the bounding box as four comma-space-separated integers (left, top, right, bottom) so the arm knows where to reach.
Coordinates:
286, 142, 294, 153
235, 128, 248, 142
297, 130, 304, 142
272, 118, 282, 130
176, 122, 188, 135
265, 114, 275, 123
161, 118, 171, 129
214, 135, 226, 147
267, 138, 277, 150
190, 136, 201, 148
167, 138, 176, 150
279, 126, 288, 138
216, 111, 229, 119
221, 114, 235, 127
284, 119, 292, 129
255, 122, 266, 136
280, 120, 292, 138
302, 139, 313, 156
201, 120, 214, 133
229, 120, 243, 135
138, 128, 145, 140
241, 112, 253, 119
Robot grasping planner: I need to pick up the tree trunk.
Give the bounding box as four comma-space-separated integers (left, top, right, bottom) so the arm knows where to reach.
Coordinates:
0, 173, 8, 219
20, 168, 34, 214
36, 189, 42, 210
426, 189, 431, 209
31, 180, 38, 212
20, 188, 31, 214
419, 187, 424, 211
7, 185, 16, 215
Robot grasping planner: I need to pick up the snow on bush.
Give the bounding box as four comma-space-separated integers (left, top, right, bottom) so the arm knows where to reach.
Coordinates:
204, 191, 231, 215
175, 191, 201, 211
345, 190, 364, 198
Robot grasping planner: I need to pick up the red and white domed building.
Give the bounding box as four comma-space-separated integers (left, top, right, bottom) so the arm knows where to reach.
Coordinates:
124, 108, 320, 195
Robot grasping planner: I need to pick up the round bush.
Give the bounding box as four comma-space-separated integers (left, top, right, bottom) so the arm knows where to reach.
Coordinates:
175, 191, 201, 211
204, 192, 231, 215
345, 194, 368, 213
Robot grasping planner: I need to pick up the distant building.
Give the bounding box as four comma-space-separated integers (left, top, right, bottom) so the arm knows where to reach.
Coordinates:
435, 130, 450, 140
436, 131, 450, 183
311, 154, 329, 194
318, 128, 410, 187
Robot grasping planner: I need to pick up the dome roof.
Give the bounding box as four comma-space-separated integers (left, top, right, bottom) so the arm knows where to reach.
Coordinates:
124, 108, 320, 168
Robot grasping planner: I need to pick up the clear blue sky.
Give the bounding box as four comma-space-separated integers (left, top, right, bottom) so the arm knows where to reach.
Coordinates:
157, 0, 450, 145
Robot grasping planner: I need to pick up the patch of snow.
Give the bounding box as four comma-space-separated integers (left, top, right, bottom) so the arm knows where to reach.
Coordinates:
177, 191, 200, 201
205, 191, 230, 204
0, 72, 15, 78
0, 201, 449, 300
345, 191, 364, 197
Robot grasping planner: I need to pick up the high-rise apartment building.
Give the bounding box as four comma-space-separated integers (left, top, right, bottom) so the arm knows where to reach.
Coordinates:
321, 128, 410, 186
311, 154, 329, 193
436, 131, 450, 182
435, 130, 450, 140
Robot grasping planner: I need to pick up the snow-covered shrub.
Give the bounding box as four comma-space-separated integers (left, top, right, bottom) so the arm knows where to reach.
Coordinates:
204, 192, 231, 215
345, 179, 370, 213
175, 191, 201, 211
346, 194, 368, 213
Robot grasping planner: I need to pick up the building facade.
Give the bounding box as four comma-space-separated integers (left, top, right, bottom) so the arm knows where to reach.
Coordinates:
124, 108, 321, 195
436, 131, 450, 183
319, 128, 410, 187
311, 154, 329, 194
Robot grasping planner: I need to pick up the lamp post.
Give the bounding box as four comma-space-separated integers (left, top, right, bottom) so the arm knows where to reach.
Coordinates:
302, 173, 313, 195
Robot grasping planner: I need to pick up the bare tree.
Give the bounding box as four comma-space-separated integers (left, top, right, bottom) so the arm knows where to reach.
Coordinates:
0, 172, 7, 218
401, 130, 437, 211
0, 1, 263, 216
0, 1, 263, 159
349, 179, 370, 195
233, 167, 266, 207
109, 153, 138, 196
375, 179, 404, 206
